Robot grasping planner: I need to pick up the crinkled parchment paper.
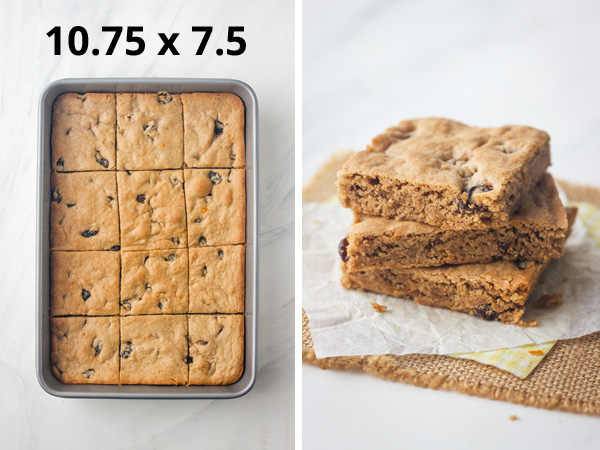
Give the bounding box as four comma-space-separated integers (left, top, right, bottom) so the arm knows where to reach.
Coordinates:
303, 202, 600, 358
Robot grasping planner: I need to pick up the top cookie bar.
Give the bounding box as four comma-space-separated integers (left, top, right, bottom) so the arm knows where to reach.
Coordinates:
182, 93, 245, 168
337, 118, 551, 229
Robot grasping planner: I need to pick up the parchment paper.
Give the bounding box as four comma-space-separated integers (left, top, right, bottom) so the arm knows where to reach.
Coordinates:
303, 202, 600, 358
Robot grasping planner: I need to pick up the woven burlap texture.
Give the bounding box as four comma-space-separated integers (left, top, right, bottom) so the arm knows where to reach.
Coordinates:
303, 150, 600, 415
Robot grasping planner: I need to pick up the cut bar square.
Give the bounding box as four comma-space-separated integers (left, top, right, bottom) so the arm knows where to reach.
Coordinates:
188, 315, 244, 385
189, 245, 245, 313
50, 172, 120, 251
182, 93, 245, 168
344, 174, 568, 271
117, 170, 187, 250
337, 118, 551, 229
51, 251, 120, 316
50, 317, 119, 384
116, 92, 184, 170
341, 260, 547, 324
51, 93, 116, 172
120, 249, 189, 315
119, 315, 188, 385
184, 168, 246, 247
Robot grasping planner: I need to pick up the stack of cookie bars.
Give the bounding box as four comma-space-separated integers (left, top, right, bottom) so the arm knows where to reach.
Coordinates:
49, 92, 245, 385
337, 118, 574, 325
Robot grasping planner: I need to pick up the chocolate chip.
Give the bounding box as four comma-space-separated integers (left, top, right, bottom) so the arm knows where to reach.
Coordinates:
517, 260, 533, 270
199, 340, 208, 345
122, 300, 132, 311
339, 238, 349, 262
468, 185, 493, 196
77, 95, 86, 102
120, 341, 133, 359
218, 250, 224, 260
208, 171, 222, 184
56, 157, 65, 167
158, 300, 165, 310
214, 119, 224, 136
201, 265, 207, 277
51, 188, 62, 204
136, 194, 146, 203
199, 237, 207, 246
473, 304, 499, 321
157, 91, 173, 104
111, 245, 120, 251
145, 283, 152, 291
185, 356, 194, 364
194, 218, 203, 223
83, 369, 94, 378
67, 203, 76, 208
230, 149, 236, 161
65, 128, 71, 136
217, 326, 224, 335
81, 229, 98, 238
81, 289, 91, 301
143, 256, 149, 265
92, 340, 102, 355
369, 177, 380, 186
108, 196, 114, 201
171, 237, 180, 245
227, 169, 234, 182
95, 150, 109, 168
165, 254, 176, 262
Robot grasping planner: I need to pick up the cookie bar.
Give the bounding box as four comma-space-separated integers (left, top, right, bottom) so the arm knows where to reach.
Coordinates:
341, 260, 547, 324
50, 172, 120, 250
188, 315, 244, 385
189, 245, 245, 313
182, 93, 245, 168
51, 251, 120, 316
343, 174, 568, 271
120, 315, 188, 385
50, 317, 119, 384
51, 93, 116, 171
184, 168, 246, 246
117, 170, 187, 250
337, 118, 551, 229
116, 92, 183, 170
121, 249, 188, 314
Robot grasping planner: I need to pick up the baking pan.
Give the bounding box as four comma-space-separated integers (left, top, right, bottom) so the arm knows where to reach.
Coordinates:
36, 78, 258, 398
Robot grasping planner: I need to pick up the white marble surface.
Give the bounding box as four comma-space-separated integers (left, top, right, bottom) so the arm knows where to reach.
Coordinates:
303, 0, 600, 447
0, 0, 294, 448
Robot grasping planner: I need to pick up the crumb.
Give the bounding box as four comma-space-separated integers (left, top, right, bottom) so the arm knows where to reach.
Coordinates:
370, 301, 387, 313
533, 293, 563, 310
313, 219, 321, 224
509, 415, 518, 421
528, 350, 544, 356
518, 319, 538, 327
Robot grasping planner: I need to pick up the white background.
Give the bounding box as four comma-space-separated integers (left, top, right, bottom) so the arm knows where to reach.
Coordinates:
0, 0, 294, 448
303, 0, 600, 448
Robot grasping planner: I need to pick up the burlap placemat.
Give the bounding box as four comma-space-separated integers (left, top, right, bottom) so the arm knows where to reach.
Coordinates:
302, 150, 600, 415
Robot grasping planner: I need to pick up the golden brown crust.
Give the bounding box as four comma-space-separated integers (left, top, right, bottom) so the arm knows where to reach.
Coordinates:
50, 172, 120, 250
116, 93, 184, 170
182, 93, 245, 168
51, 93, 116, 171
50, 317, 119, 384
51, 251, 120, 316
188, 315, 244, 385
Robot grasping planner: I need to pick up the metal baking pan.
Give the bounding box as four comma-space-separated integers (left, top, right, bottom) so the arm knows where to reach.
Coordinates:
36, 78, 258, 398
